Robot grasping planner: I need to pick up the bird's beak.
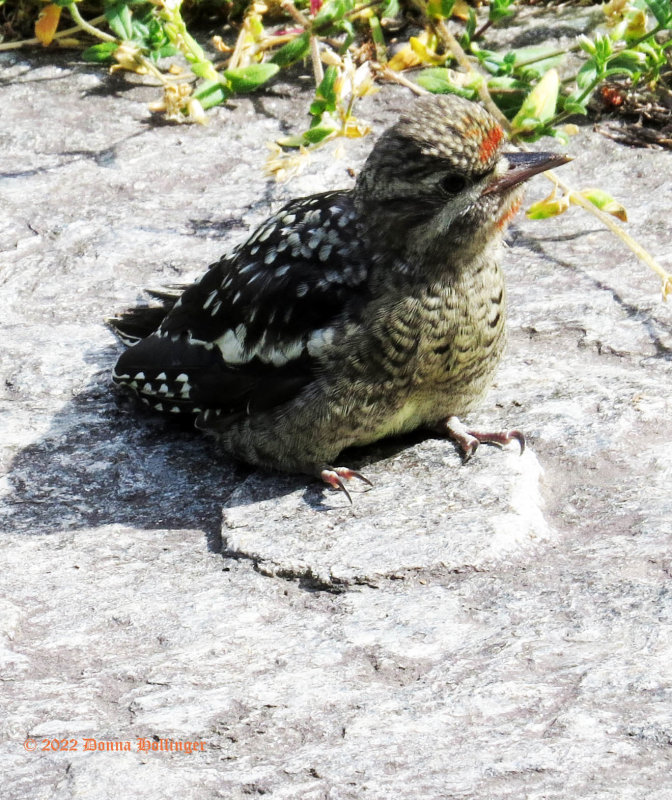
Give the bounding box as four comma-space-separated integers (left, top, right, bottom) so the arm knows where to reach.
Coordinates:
482, 151, 572, 195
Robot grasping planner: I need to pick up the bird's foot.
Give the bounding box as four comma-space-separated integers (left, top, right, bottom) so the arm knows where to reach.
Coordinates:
440, 415, 525, 461
320, 466, 373, 504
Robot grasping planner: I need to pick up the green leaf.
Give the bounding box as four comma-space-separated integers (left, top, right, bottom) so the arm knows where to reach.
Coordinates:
460, 6, 476, 48
607, 50, 646, 73
486, 75, 528, 117
223, 63, 280, 93
312, 0, 355, 28
276, 134, 307, 147
131, 20, 149, 40
579, 188, 628, 221
415, 67, 454, 93
415, 68, 475, 98
316, 65, 338, 107
271, 32, 311, 67
509, 45, 564, 78
426, 0, 455, 20
643, 0, 672, 26
511, 68, 559, 132
182, 32, 206, 63
576, 60, 598, 89
192, 79, 230, 110
81, 42, 119, 62
302, 124, 338, 144
309, 99, 327, 116
526, 194, 570, 220
562, 98, 588, 116
592, 34, 612, 65
369, 14, 386, 56
105, 2, 134, 41
192, 62, 216, 79
489, 0, 515, 23
338, 18, 355, 51
153, 44, 178, 60
278, 123, 338, 147
380, 0, 400, 19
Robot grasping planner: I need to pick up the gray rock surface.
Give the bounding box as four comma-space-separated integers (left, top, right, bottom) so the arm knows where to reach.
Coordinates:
1, 31, 672, 800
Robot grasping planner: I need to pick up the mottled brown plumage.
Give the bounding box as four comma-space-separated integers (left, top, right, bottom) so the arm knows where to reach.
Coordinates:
111, 95, 568, 499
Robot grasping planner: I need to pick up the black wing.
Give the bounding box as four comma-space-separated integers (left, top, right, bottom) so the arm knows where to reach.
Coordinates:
112, 191, 371, 427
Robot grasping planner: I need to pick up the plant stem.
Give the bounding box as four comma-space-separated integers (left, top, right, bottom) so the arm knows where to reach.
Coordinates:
625, 22, 664, 51
545, 171, 672, 300
67, 3, 116, 43
310, 34, 324, 85
377, 64, 428, 95
280, 0, 311, 29
473, 18, 493, 40
228, 24, 248, 69
514, 44, 580, 69
0, 14, 110, 51
345, 1, 382, 19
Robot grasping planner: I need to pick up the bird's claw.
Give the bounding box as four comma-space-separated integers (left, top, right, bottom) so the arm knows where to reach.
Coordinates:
442, 415, 525, 461
320, 466, 373, 503
472, 428, 526, 455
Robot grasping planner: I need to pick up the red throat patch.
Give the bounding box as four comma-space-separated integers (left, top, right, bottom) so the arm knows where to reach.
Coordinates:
478, 125, 504, 166
497, 196, 523, 229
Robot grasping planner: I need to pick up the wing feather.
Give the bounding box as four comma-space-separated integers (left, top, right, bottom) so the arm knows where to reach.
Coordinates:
113, 191, 371, 425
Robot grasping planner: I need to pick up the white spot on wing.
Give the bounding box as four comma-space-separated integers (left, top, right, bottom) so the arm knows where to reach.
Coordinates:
203, 290, 217, 310
304, 209, 322, 225
214, 324, 247, 364
258, 338, 304, 366
306, 327, 336, 358
282, 339, 304, 361
308, 232, 324, 249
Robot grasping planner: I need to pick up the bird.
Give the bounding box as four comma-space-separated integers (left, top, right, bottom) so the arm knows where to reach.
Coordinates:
111, 94, 569, 501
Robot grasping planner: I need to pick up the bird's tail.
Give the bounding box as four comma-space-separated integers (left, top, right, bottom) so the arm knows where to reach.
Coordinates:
108, 287, 184, 346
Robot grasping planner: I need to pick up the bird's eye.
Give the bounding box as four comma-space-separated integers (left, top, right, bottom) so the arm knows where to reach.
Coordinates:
439, 173, 468, 195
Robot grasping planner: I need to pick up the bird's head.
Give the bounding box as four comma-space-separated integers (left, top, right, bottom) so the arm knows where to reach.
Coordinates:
354, 94, 570, 269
